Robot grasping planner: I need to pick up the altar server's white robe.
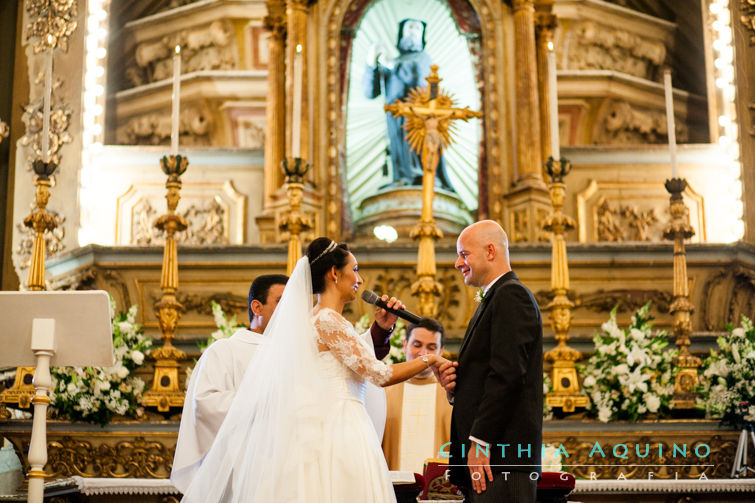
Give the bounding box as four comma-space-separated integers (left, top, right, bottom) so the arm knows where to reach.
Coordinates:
171, 328, 264, 493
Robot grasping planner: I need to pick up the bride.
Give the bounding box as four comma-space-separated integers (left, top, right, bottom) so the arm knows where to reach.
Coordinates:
180, 238, 451, 502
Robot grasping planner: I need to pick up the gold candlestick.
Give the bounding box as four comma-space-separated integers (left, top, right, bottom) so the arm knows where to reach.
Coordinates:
1, 160, 58, 411
663, 178, 700, 409
384, 65, 481, 317
280, 157, 313, 275
142, 155, 189, 413
542, 157, 589, 414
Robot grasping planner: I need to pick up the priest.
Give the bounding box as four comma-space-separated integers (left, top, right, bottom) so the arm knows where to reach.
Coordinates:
382, 317, 452, 473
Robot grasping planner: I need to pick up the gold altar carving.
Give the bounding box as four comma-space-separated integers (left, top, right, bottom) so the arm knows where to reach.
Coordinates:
701, 264, 755, 331
142, 155, 189, 413
25, 0, 78, 53
596, 200, 659, 242
536, 288, 673, 316
542, 159, 589, 414
542, 428, 740, 480
384, 65, 481, 317
0, 421, 740, 481
15, 204, 65, 267
576, 179, 705, 243
663, 179, 701, 410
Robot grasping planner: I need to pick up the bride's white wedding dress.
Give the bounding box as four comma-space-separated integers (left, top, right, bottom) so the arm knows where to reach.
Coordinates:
179, 258, 396, 503
309, 307, 396, 502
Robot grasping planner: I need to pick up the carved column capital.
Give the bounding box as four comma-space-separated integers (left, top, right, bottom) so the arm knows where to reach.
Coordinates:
264, 0, 287, 36
535, 12, 557, 43
513, 0, 535, 12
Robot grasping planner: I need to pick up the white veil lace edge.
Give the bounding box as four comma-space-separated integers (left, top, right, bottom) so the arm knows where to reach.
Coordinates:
180, 256, 331, 503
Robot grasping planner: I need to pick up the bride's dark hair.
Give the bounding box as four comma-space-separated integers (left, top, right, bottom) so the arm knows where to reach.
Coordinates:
306, 237, 351, 294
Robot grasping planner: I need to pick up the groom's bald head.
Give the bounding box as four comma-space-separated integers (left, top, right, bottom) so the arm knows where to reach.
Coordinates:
455, 220, 511, 287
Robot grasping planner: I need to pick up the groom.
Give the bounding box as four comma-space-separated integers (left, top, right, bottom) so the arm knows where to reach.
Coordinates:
438, 220, 543, 502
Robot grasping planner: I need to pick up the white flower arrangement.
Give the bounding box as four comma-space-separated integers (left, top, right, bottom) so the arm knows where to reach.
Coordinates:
697, 315, 755, 428
354, 313, 407, 364
50, 302, 151, 426
542, 443, 565, 472
543, 372, 553, 420
200, 301, 245, 351
579, 302, 677, 422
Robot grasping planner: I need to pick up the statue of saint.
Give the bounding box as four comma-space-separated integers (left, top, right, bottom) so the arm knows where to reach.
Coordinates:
362, 18, 455, 192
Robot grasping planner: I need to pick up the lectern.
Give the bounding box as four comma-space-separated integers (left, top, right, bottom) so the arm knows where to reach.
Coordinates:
0, 291, 113, 503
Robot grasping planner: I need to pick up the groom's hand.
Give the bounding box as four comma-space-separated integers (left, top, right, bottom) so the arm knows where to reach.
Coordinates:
468, 442, 494, 494
374, 295, 405, 330
436, 360, 458, 392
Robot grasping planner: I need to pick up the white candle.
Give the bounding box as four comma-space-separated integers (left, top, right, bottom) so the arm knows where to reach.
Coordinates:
663, 69, 678, 178
171, 45, 181, 156
41, 46, 53, 163
547, 47, 560, 161
292, 44, 303, 158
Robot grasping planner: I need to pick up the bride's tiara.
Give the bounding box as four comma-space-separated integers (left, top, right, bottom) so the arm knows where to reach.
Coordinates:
310, 240, 338, 265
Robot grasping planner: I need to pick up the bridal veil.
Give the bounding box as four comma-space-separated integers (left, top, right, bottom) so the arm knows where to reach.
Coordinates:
180, 256, 332, 502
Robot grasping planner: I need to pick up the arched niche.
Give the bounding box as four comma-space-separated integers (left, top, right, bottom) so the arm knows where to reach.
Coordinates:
314, 0, 512, 238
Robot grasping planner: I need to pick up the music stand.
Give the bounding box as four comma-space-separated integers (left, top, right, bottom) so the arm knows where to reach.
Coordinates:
0, 291, 113, 503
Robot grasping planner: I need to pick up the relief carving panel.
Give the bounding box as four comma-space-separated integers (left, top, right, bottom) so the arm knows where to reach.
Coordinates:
116, 181, 246, 245
115, 105, 211, 147
124, 20, 237, 88
577, 180, 705, 243
563, 21, 666, 80
594, 100, 688, 146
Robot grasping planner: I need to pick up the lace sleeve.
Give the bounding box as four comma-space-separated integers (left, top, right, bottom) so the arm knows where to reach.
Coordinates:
314, 310, 393, 386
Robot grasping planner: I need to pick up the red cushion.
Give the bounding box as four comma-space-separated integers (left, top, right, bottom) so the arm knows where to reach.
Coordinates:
537, 471, 575, 489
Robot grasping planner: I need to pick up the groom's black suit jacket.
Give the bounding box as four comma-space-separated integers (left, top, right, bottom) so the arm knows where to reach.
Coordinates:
449, 271, 543, 488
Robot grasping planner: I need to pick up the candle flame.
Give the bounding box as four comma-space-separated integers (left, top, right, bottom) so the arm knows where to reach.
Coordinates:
296, 44, 303, 53
175, 45, 181, 55
547, 41, 554, 51
47, 34, 54, 46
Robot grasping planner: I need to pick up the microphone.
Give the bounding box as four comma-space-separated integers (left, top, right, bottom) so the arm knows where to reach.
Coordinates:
361, 290, 422, 324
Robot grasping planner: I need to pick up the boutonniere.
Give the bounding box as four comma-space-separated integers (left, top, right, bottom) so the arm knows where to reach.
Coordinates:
474, 288, 485, 304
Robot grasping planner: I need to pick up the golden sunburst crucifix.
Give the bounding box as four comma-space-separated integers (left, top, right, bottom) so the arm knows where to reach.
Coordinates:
384, 64, 482, 178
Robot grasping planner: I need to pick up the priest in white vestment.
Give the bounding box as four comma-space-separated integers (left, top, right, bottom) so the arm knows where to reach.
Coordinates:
383, 318, 452, 473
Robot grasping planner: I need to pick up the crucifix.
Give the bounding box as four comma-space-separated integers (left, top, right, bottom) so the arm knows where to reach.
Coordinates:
385, 65, 482, 316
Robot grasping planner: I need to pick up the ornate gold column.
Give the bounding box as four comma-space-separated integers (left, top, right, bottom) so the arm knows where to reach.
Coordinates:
263, 1, 286, 206
0, 160, 59, 411
513, 0, 543, 184
535, 6, 557, 167
280, 157, 313, 274
663, 178, 701, 409
505, 0, 551, 243
142, 155, 188, 413
542, 158, 589, 414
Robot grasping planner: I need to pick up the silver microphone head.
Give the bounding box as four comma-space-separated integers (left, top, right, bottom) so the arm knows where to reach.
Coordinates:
361, 289, 380, 305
